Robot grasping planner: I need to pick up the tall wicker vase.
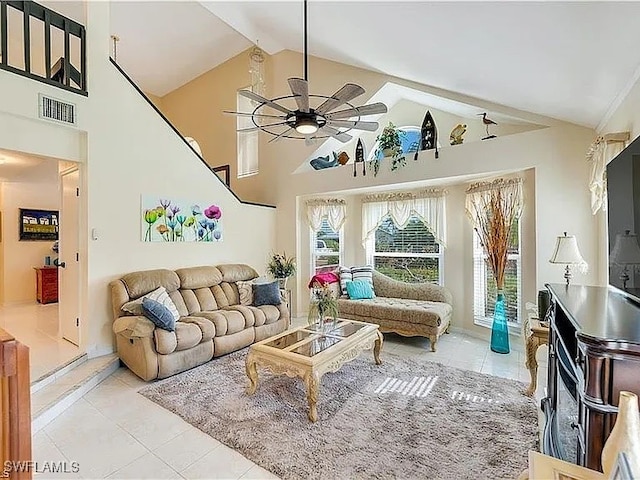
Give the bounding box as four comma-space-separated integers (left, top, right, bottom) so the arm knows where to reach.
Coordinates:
601, 391, 640, 477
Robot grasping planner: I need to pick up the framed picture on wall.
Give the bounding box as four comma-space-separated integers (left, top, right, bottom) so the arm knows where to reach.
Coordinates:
19, 208, 59, 241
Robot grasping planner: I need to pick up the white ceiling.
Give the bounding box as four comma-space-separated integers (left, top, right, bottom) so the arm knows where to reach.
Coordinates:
109, 1, 251, 96
108, 1, 640, 128
0, 150, 61, 183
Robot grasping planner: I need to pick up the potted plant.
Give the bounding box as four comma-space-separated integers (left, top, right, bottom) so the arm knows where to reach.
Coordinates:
308, 282, 339, 331
267, 252, 296, 288
373, 122, 406, 175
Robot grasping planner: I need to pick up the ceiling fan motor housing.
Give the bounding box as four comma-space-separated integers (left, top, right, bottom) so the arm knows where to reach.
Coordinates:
288, 110, 326, 134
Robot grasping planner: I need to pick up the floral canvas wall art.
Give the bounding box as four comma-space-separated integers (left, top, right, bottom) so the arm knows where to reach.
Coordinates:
142, 197, 223, 242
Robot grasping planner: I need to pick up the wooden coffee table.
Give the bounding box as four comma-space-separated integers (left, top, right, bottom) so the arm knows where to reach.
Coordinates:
245, 319, 383, 422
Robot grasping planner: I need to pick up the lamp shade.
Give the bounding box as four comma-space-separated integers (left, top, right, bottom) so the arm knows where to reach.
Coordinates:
610, 230, 640, 265
549, 232, 586, 265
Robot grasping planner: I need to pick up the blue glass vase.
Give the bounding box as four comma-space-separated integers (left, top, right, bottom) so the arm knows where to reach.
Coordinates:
490, 291, 510, 354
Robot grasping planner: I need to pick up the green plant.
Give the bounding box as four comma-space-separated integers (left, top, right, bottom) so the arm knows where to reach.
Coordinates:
267, 251, 296, 278
307, 282, 339, 325
373, 122, 406, 175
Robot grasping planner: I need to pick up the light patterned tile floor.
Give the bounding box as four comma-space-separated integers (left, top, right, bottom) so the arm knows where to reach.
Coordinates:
32, 319, 548, 479
0, 302, 81, 380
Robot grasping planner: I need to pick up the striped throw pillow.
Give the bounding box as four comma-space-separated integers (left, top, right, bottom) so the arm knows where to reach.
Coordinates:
122, 286, 180, 321
339, 266, 352, 296
351, 265, 374, 293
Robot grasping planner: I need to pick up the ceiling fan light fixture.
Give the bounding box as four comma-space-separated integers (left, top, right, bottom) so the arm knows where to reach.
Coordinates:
295, 117, 319, 134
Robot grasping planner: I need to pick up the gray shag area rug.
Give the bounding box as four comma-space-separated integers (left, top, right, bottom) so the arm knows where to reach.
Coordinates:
139, 350, 537, 480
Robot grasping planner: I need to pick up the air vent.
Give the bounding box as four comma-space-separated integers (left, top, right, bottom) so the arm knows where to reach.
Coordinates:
38, 94, 76, 125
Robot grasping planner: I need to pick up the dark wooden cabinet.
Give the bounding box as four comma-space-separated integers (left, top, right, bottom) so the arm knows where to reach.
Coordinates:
34, 266, 58, 304
543, 284, 640, 472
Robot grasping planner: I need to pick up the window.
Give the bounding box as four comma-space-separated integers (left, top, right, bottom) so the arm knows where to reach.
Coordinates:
311, 218, 342, 274
236, 90, 258, 178
367, 126, 421, 161
473, 218, 521, 325
368, 215, 443, 284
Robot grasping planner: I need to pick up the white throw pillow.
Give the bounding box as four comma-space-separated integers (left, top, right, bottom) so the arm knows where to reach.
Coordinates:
236, 280, 254, 306
121, 286, 180, 321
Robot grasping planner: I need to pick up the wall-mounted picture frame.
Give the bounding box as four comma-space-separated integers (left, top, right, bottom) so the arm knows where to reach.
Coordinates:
19, 208, 59, 241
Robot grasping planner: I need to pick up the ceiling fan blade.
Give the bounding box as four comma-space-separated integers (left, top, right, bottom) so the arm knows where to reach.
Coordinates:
324, 102, 388, 120
238, 90, 292, 115
326, 119, 379, 132
288, 77, 310, 113
223, 111, 287, 119
315, 83, 366, 115
237, 121, 289, 133
268, 127, 294, 143
320, 125, 353, 143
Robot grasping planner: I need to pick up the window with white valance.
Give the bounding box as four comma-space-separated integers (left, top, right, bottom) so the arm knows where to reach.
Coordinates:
306, 199, 346, 274
363, 190, 447, 284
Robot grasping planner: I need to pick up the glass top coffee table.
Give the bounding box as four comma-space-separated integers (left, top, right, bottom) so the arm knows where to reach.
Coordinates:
245, 319, 384, 422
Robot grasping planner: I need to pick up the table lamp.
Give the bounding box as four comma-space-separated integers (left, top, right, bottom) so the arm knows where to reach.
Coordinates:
610, 230, 640, 290
549, 232, 587, 286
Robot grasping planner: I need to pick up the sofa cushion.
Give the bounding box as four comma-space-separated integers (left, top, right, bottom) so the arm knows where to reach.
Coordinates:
142, 298, 176, 331
253, 281, 281, 306
217, 264, 259, 283
339, 266, 374, 296
337, 297, 451, 328
256, 305, 282, 325
175, 266, 223, 289
339, 266, 352, 296
122, 286, 180, 321
224, 305, 256, 328
180, 316, 216, 342
193, 310, 245, 336
346, 280, 375, 300
121, 269, 180, 298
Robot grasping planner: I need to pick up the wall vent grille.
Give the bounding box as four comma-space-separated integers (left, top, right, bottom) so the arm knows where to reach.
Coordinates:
38, 94, 77, 125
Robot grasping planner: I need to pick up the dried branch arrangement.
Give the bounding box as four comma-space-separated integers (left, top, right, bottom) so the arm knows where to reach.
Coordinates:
466, 178, 523, 290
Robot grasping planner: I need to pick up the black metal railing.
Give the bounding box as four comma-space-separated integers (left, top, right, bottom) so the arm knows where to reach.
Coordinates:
0, 0, 86, 95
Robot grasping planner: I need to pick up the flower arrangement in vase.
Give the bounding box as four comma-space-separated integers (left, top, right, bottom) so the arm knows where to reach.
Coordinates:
267, 252, 296, 288
373, 122, 406, 176
308, 282, 339, 332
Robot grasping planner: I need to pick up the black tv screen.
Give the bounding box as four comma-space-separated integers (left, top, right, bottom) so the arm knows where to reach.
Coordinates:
607, 135, 640, 301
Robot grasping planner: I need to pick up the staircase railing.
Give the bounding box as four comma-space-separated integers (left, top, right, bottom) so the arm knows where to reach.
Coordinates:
110, 57, 274, 208
0, 329, 31, 479
0, 0, 87, 95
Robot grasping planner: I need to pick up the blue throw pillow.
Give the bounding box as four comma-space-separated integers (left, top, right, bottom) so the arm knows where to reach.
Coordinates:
345, 280, 375, 300
253, 281, 281, 306
142, 298, 176, 331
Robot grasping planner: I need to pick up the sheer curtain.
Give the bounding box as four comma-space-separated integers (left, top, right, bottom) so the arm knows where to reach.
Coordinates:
306, 199, 347, 232
586, 131, 629, 215
362, 189, 447, 247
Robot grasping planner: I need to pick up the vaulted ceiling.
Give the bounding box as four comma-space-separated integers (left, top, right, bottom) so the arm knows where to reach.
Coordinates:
109, 1, 640, 129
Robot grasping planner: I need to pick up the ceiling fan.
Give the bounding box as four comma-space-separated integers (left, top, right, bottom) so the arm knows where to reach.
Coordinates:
224, 0, 387, 143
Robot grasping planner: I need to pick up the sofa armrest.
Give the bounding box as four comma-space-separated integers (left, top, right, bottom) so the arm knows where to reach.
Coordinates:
372, 270, 453, 305
113, 315, 156, 339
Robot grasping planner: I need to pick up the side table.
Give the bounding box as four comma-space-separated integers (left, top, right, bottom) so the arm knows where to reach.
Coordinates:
34, 266, 58, 304
279, 288, 292, 326
524, 317, 549, 396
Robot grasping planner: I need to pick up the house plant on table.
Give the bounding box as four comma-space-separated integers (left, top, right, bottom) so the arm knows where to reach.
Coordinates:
267, 252, 296, 288
373, 122, 406, 176
308, 282, 339, 333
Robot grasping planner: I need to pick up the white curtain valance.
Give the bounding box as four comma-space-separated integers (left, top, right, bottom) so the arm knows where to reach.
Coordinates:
362, 189, 447, 247
306, 199, 346, 232
586, 131, 629, 215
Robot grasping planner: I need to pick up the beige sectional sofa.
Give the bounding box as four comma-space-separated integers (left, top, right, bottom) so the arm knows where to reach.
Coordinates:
337, 271, 453, 352
110, 264, 289, 381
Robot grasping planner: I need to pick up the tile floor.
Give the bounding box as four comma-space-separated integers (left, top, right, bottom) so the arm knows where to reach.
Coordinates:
32, 321, 548, 479
0, 302, 81, 381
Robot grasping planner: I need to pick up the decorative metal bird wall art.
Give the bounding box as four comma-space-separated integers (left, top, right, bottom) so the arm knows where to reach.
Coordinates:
414, 110, 439, 160
354, 138, 366, 177
449, 124, 467, 145
479, 113, 497, 140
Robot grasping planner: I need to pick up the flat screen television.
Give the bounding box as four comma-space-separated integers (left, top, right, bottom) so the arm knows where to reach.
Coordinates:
607, 134, 640, 302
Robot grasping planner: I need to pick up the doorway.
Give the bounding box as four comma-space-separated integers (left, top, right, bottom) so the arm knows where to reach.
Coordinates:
0, 151, 83, 380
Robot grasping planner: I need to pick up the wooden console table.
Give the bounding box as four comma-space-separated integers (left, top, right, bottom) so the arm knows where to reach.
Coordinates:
34, 266, 58, 304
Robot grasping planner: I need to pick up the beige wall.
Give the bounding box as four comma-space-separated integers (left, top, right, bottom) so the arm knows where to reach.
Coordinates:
0, 3, 278, 357
0, 177, 60, 305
